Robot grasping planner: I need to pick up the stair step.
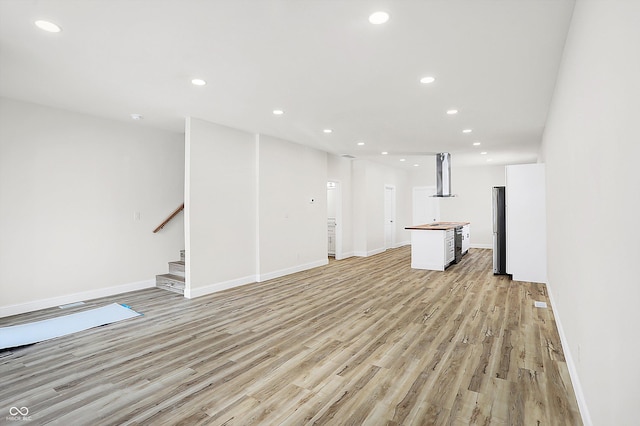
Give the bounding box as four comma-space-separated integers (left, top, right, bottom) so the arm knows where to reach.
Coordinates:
168, 261, 185, 277
156, 273, 185, 295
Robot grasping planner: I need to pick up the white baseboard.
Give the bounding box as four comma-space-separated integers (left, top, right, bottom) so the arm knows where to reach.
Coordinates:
411, 262, 444, 271
368, 247, 385, 256
545, 281, 592, 426
353, 244, 409, 258
186, 258, 331, 298
353, 247, 386, 257
0, 279, 155, 318
335, 251, 354, 260
185, 275, 257, 299
470, 243, 492, 249
257, 259, 328, 282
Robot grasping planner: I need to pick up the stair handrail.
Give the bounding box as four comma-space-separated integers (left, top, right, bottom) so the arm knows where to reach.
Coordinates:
153, 203, 184, 233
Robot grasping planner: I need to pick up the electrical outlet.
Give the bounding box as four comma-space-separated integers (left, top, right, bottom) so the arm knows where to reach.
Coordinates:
534, 301, 547, 308
134, 211, 141, 221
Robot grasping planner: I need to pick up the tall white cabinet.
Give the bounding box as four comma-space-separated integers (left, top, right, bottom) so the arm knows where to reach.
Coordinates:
505, 164, 547, 283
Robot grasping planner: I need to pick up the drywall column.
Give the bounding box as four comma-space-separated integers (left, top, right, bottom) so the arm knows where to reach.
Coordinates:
184, 118, 257, 297
256, 134, 328, 280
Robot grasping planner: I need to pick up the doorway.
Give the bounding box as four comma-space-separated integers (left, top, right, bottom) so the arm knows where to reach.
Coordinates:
384, 185, 396, 250
327, 181, 342, 259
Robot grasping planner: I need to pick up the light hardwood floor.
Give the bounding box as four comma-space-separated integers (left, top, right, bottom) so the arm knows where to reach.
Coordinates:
0, 247, 582, 425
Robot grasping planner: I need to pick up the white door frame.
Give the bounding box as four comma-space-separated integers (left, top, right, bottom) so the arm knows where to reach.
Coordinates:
327, 180, 343, 260
384, 184, 396, 250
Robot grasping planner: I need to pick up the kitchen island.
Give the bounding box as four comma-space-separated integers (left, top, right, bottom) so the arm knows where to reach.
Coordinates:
405, 222, 470, 270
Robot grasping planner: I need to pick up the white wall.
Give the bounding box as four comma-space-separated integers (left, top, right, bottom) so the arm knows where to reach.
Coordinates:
439, 165, 505, 248
185, 118, 257, 297
0, 98, 184, 316
351, 160, 369, 256
410, 159, 436, 188
351, 159, 413, 256
257, 134, 328, 280
185, 119, 329, 294
540, 1, 640, 424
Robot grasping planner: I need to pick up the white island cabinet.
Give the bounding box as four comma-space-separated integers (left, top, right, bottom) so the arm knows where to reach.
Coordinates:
405, 222, 470, 271
461, 224, 470, 254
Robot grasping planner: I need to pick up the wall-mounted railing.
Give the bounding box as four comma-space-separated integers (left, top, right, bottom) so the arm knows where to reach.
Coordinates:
153, 203, 184, 233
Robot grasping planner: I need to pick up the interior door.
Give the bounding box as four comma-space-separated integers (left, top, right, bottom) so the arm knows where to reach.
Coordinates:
384, 185, 396, 249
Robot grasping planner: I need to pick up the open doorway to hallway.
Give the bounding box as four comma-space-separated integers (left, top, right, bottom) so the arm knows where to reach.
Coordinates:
327, 181, 342, 259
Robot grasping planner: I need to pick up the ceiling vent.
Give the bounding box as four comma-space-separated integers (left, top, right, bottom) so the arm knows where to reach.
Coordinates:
341, 154, 356, 159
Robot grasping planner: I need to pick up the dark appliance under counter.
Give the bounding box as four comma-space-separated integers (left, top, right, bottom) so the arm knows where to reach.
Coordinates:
453, 226, 463, 264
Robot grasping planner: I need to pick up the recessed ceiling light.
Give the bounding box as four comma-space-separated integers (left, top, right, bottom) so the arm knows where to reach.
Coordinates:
191, 78, 206, 86
323, 129, 333, 134
462, 129, 472, 133
357, 142, 365, 146
487, 159, 493, 162
369, 11, 390, 25
446, 109, 458, 115
273, 109, 284, 115
413, 164, 420, 167
473, 142, 481, 146
400, 158, 406, 162
420, 76, 436, 84
381, 151, 388, 155
480, 151, 488, 155
130, 114, 143, 121
35, 20, 62, 33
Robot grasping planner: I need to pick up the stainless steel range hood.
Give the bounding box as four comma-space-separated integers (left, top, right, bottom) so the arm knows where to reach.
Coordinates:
434, 152, 456, 197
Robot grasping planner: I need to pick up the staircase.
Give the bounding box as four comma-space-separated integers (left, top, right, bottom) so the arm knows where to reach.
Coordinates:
156, 250, 185, 295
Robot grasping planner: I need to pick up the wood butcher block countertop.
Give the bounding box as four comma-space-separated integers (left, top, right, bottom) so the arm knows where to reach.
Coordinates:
405, 221, 470, 230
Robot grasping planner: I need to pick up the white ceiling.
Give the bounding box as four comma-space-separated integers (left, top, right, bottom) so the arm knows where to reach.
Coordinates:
0, 0, 575, 168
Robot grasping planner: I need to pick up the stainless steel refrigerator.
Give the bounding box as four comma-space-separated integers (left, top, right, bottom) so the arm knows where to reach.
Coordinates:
492, 186, 507, 274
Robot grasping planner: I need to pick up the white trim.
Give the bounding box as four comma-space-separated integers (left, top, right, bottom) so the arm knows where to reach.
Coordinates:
546, 281, 592, 426
257, 259, 328, 282
184, 117, 192, 296
351, 242, 410, 257
185, 275, 257, 299
411, 261, 445, 271
255, 133, 261, 280
384, 184, 397, 250
471, 243, 493, 249
353, 247, 385, 257
0, 279, 155, 318
336, 251, 355, 260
